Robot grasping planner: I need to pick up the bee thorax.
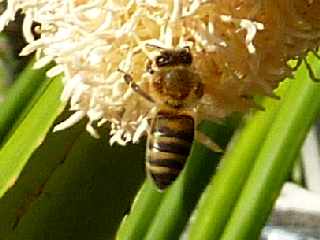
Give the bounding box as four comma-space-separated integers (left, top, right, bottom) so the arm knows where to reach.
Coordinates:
152, 68, 198, 103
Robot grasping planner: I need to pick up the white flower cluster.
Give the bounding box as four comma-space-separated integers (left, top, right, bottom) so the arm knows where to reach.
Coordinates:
1, 0, 318, 145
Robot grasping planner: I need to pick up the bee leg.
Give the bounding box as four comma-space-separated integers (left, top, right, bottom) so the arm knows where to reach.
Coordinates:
194, 130, 223, 153
182, 109, 223, 153
118, 69, 155, 103
146, 60, 154, 74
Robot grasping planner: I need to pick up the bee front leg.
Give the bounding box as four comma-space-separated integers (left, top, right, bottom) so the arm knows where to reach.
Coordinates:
118, 69, 155, 103
146, 59, 155, 74
194, 130, 223, 153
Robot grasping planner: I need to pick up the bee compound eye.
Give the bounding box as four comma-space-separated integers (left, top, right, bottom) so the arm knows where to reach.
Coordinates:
156, 55, 169, 67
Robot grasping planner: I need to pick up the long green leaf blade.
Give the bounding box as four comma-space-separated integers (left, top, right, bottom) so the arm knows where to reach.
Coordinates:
187, 80, 290, 240
0, 60, 50, 142
116, 179, 163, 240
4, 127, 145, 240
0, 114, 86, 237
220, 55, 320, 240
0, 76, 65, 198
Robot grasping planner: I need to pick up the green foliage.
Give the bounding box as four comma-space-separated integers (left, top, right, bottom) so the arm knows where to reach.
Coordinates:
220, 54, 320, 240
0, 73, 64, 198
0, 59, 51, 142
0, 122, 145, 240
187, 80, 291, 240
0, 34, 15, 96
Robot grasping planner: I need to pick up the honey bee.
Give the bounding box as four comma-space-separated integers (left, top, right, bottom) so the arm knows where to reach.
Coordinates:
120, 46, 218, 190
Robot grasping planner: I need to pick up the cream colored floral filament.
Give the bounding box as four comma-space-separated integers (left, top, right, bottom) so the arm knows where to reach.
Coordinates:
0, 0, 319, 145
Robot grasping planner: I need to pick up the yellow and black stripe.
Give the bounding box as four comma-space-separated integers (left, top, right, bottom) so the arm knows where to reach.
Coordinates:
146, 113, 194, 190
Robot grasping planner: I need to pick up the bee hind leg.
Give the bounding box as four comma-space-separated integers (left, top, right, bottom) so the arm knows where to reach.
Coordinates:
194, 130, 223, 153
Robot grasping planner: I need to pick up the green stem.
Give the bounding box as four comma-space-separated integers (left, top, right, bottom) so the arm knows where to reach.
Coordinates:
116, 180, 163, 240
188, 80, 290, 240
220, 56, 320, 240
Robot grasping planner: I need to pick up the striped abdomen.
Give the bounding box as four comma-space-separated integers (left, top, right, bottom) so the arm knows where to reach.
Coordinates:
146, 113, 194, 190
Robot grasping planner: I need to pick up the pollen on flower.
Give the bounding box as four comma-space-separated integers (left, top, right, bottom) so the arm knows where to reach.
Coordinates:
0, 0, 320, 145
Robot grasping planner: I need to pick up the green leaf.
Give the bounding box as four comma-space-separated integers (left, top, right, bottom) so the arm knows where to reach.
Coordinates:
116, 179, 164, 240
0, 113, 86, 237
0, 34, 16, 95
188, 81, 290, 240
0, 75, 65, 198
0, 59, 51, 142
220, 54, 320, 240
0, 123, 145, 240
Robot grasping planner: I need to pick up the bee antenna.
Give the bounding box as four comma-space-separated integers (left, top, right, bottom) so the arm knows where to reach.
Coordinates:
145, 43, 165, 50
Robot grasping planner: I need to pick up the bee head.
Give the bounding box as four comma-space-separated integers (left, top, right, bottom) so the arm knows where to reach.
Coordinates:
155, 48, 192, 68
